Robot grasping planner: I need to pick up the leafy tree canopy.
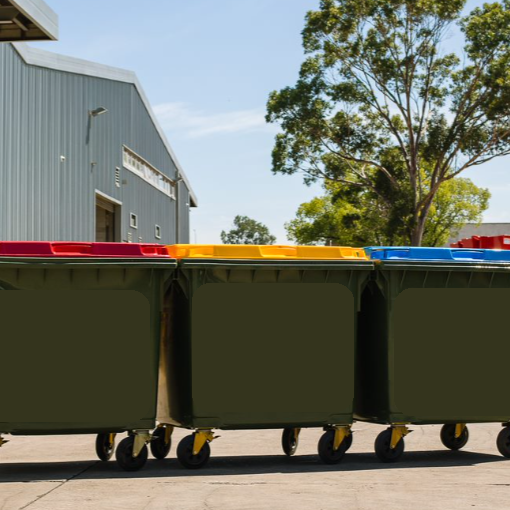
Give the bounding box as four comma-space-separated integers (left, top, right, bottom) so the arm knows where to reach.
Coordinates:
286, 177, 490, 247
267, 0, 509, 245
221, 215, 277, 245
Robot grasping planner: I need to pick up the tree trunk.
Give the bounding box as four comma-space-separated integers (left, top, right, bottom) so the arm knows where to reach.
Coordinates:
410, 221, 425, 246
410, 194, 436, 246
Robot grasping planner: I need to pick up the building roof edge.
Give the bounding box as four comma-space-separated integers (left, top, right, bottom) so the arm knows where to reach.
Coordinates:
12, 42, 198, 206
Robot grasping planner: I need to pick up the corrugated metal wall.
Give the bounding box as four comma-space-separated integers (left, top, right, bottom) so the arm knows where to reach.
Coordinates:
0, 43, 191, 244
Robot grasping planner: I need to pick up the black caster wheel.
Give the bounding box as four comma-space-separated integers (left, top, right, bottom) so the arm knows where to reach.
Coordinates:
115, 436, 148, 472
151, 427, 172, 460
95, 433, 115, 462
497, 427, 510, 458
177, 434, 211, 469
375, 428, 405, 463
440, 424, 469, 451
282, 428, 299, 456
317, 430, 348, 464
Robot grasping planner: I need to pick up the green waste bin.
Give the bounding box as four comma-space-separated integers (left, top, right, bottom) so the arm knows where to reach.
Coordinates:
0, 242, 175, 471
356, 247, 510, 462
159, 244, 373, 468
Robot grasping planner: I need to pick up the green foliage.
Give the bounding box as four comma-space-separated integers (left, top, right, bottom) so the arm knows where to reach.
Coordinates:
286, 177, 490, 247
267, 0, 510, 245
221, 216, 277, 245
423, 178, 491, 246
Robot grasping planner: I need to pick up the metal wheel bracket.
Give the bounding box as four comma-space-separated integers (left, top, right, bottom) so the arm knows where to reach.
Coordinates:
155, 424, 174, 446
132, 431, 151, 458
390, 425, 410, 450
164, 425, 174, 445
333, 425, 351, 451
293, 428, 301, 441
108, 433, 117, 445
193, 430, 216, 455
454, 423, 466, 439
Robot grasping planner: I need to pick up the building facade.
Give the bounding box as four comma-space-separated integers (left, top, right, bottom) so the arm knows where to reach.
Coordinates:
0, 42, 196, 244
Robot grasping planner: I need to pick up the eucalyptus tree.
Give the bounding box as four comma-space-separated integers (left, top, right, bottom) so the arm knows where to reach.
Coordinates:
221, 216, 277, 245
267, 0, 510, 245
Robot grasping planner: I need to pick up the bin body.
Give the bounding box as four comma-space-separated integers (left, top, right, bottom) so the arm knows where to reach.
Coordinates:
356, 247, 510, 425
158, 245, 373, 430
0, 243, 175, 435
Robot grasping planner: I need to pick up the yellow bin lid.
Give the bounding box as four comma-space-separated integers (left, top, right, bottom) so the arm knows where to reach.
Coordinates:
166, 244, 367, 260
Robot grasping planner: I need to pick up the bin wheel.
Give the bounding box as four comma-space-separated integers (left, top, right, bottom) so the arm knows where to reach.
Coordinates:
440, 424, 469, 451
317, 430, 348, 464
115, 436, 148, 472
375, 428, 405, 463
177, 434, 211, 469
497, 427, 510, 458
150, 427, 172, 460
95, 433, 115, 462
282, 428, 299, 456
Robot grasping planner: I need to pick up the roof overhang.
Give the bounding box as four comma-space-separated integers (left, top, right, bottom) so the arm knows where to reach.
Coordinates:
0, 0, 58, 41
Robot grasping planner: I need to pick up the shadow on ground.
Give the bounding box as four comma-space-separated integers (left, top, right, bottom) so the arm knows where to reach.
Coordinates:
0, 450, 507, 483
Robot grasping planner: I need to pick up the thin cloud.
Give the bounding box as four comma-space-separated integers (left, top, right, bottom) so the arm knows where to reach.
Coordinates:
153, 102, 274, 138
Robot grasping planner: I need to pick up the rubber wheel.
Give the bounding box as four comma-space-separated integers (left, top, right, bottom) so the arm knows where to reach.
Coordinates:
497, 427, 510, 458
177, 434, 211, 469
151, 427, 172, 460
282, 428, 299, 456
95, 433, 115, 462
115, 436, 149, 472
317, 430, 348, 464
440, 424, 469, 451
374, 428, 405, 463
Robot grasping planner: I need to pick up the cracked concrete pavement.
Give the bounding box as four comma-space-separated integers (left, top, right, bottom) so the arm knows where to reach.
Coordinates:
0, 423, 509, 510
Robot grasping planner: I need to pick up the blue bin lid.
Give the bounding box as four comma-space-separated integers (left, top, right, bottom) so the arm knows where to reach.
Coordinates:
365, 246, 510, 262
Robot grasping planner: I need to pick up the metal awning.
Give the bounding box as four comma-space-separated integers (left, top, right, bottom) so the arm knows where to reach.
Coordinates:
0, 0, 57, 41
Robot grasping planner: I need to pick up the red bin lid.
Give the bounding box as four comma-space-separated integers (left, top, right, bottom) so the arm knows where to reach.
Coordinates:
0, 242, 171, 258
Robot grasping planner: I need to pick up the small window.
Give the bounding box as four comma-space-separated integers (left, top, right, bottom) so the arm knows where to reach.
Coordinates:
115, 167, 121, 188
130, 213, 138, 229
155, 225, 161, 240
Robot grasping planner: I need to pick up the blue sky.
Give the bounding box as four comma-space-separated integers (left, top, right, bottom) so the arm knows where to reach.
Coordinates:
33, 0, 510, 243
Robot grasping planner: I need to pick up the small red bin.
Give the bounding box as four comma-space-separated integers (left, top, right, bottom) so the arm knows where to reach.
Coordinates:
450, 235, 510, 250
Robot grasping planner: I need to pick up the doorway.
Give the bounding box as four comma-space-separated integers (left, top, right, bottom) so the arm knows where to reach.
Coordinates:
96, 194, 121, 242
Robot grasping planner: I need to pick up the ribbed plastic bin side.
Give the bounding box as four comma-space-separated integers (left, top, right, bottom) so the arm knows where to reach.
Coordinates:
0, 244, 176, 472
357, 246, 510, 462
158, 245, 373, 468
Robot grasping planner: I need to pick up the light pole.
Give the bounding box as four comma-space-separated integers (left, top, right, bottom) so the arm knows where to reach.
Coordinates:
175, 170, 183, 244
87, 106, 109, 169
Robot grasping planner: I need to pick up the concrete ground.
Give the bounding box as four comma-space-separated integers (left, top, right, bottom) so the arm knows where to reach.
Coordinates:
0, 422, 509, 510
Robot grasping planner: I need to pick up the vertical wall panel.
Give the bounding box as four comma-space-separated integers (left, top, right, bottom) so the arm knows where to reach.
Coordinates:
0, 44, 192, 244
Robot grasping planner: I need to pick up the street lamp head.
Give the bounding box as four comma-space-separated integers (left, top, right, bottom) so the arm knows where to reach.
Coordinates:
89, 107, 108, 117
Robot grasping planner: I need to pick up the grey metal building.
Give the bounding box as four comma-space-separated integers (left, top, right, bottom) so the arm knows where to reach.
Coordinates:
0, 42, 197, 244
